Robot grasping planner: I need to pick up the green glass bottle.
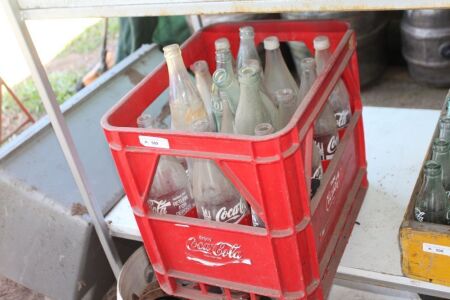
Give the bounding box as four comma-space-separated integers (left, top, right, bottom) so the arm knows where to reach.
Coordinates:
439, 117, 450, 143
432, 139, 450, 194
234, 66, 271, 135
415, 160, 448, 224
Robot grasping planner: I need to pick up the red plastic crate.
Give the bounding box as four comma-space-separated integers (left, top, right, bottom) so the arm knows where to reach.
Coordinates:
102, 20, 368, 300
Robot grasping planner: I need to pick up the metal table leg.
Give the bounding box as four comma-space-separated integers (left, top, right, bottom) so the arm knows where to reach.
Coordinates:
2, 0, 123, 278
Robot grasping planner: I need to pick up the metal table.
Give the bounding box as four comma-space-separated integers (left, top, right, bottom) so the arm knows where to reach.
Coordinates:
105, 106, 450, 298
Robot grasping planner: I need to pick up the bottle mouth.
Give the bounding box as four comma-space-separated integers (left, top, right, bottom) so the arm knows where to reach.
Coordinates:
275, 88, 295, 105
424, 160, 442, 176
264, 36, 280, 50
190, 60, 209, 73
313, 36, 330, 51
163, 44, 181, 58
212, 69, 230, 87
300, 57, 316, 70
239, 26, 255, 39
433, 138, 450, 152
238, 66, 258, 84
190, 119, 210, 133
255, 123, 274, 136
215, 37, 231, 51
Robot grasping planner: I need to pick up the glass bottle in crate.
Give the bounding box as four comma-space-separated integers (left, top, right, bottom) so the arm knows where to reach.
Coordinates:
215, 39, 236, 74
237, 26, 261, 71
276, 88, 297, 129
163, 44, 209, 130
190, 60, 217, 132
251, 123, 275, 228
439, 117, 450, 142
190, 120, 249, 223
220, 100, 234, 134
314, 36, 352, 128
213, 68, 240, 115
432, 139, 450, 195
235, 66, 272, 135
415, 160, 449, 224
137, 114, 195, 216
210, 83, 223, 132
299, 57, 339, 161
263, 36, 299, 104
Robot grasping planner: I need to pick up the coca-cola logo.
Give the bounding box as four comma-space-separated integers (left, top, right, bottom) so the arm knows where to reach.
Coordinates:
326, 171, 340, 211
185, 235, 251, 267
335, 110, 350, 128
149, 199, 171, 215
201, 199, 247, 223
327, 135, 338, 156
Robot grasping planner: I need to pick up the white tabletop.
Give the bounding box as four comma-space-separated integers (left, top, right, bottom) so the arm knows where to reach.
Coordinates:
105, 106, 450, 297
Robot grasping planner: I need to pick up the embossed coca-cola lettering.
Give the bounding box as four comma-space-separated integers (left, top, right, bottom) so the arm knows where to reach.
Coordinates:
199, 198, 247, 223
185, 236, 252, 267
315, 134, 339, 161
326, 171, 340, 211
148, 188, 194, 216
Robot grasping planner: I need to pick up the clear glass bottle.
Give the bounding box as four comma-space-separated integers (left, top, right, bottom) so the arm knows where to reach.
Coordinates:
251, 123, 274, 228
314, 102, 339, 161
314, 36, 352, 129
137, 114, 195, 216
298, 58, 317, 104
213, 68, 240, 115
415, 160, 449, 224
439, 117, 450, 143
190, 60, 217, 132
210, 83, 223, 132
276, 88, 297, 129
163, 44, 208, 130
237, 26, 261, 71
263, 36, 299, 104
432, 139, 450, 193
191, 120, 248, 223
215, 39, 236, 74
220, 100, 234, 134
234, 66, 272, 135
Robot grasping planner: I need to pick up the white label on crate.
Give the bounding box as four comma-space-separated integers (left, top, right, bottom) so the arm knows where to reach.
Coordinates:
422, 243, 450, 257
138, 135, 170, 149
185, 235, 252, 267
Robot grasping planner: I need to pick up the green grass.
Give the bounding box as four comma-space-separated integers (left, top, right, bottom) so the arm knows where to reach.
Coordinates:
2, 71, 83, 115
57, 18, 119, 58
2, 17, 120, 118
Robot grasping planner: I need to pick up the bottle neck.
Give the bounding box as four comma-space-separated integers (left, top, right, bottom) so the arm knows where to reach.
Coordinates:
301, 68, 317, 87
240, 78, 260, 101
315, 49, 332, 75
423, 174, 444, 190
166, 54, 189, 78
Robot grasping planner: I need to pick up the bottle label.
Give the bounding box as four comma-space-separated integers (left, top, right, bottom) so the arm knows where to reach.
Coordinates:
201, 197, 248, 223
315, 134, 339, 161
311, 166, 323, 198
415, 207, 426, 222
335, 110, 350, 128
148, 188, 194, 216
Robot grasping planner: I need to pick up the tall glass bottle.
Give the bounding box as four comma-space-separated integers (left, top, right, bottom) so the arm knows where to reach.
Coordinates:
220, 100, 234, 134
276, 88, 297, 128
251, 123, 274, 228
314, 36, 352, 129
299, 58, 339, 161
215, 38, 236, 74
210, 83, 223, 132
213, 68, 240, 115
439, 117, 450, 142
191, 120, 248, 223
237, 26, 261, 71
190, 60, 216, 132
137, 114, 195, 216
415, 160, 449, 224
163, 44, 208, 130
234, 66, 272, 135
263, 36, 299, 104
432, 139, 450, 194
